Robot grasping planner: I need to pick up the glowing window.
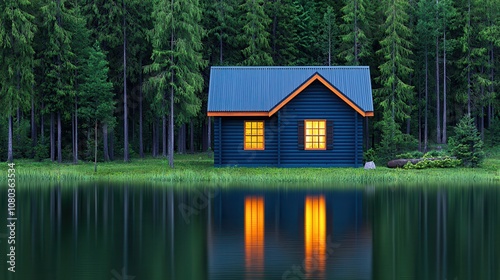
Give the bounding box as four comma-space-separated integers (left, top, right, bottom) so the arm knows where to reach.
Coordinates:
304, 120, 326, 150
244, 121, 264, 150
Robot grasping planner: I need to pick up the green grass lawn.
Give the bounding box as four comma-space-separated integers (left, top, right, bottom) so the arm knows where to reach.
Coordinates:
3, 149, 499, 186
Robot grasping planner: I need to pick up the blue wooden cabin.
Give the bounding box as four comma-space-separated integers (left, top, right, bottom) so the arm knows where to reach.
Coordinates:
207, 66, 374, 167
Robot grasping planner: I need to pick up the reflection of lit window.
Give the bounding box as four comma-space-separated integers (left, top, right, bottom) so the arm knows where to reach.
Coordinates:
305, 195, 326, 276
304, 120, 326, 150
245, 196, 264, 274
244, 121, 264, 150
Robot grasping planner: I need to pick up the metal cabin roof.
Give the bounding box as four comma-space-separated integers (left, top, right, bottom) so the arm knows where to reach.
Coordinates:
207, 66, 374, 115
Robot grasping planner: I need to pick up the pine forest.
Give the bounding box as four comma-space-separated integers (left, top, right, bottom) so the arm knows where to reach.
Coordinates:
0, 0, 499, 164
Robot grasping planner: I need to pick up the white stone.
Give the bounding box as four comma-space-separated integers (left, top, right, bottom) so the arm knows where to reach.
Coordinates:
364, 161, 376, 170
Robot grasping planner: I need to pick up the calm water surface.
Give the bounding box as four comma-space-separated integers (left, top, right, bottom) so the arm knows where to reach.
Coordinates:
1, 183, 499, 280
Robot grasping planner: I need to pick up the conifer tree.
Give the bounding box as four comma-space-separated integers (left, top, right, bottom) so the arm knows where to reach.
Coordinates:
376, 0, 414, 124
145, 0, 205, 168
266, 0, 301, 65
0, 0, 36, 162
322, 6, 338, 66
38, 0, 78, 163
204, 0, 238, 65
449, 114, 485, 167
237, 0, 273, 66
339, 0, 372, 65
79, 42, 115, 172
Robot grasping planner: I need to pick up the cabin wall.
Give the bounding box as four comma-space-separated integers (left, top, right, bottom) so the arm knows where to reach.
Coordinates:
279, 81, 363, 167
214, 116, 278, 166
214, 81, 364, 167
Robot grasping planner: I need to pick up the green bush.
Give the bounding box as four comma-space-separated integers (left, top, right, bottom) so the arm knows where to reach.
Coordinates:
396, 151, 424, 159
403, 157, 462, 169
363, 148, 376, 162
376, 111, 418, 163
423, 150, 449, 158
449, 115, 485, 167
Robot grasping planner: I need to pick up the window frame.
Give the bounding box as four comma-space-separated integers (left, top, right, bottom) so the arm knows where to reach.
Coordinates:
244, 120, 265, 150
304, 119, 327, 150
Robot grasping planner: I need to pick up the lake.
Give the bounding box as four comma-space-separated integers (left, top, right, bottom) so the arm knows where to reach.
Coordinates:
1, 183, 499, 279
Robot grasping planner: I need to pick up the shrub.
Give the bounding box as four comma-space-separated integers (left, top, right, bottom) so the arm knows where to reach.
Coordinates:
403, 157, 462, 169
396, 151, 424, 159
448, 115, 485, 167
376, 110, 418, 163
423, 150, 449, 158
363, 148, 376, 162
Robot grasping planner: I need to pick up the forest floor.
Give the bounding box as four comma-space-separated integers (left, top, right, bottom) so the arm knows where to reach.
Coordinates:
4, 147, 499, 186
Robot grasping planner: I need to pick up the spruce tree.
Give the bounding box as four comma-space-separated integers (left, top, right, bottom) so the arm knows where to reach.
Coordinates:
38, 0, 78, 163
449, 114, 485, 167
322, 6, 338, 66
376, 0, 414, 124
0, 0, 36, 162
204, 0, 238, 65
267, 0, 301, 65
339, 0, 372, 65
79, 42, 115, 172
145, 0, 205, 168
237, 0, 273, 66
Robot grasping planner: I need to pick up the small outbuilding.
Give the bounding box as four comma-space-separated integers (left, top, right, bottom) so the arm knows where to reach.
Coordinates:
207, 66, 374, 167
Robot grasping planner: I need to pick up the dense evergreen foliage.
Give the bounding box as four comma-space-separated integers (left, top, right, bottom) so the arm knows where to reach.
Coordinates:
1, 0, 499, 165
449, 114, 485, 167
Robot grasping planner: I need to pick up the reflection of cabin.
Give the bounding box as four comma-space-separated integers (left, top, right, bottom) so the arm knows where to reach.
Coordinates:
209, 190, 372, 279
207, 66, 374, 167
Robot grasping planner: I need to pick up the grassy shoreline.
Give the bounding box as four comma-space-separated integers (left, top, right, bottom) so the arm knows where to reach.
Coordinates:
2, 153, 499, 186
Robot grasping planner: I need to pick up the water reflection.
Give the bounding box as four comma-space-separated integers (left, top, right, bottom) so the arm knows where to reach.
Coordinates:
304, 195, 326, 278
0, 183, 499, 279
244, 196, 264, 279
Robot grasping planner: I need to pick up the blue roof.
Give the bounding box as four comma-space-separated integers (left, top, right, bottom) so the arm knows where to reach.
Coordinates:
207, 66, 374, 114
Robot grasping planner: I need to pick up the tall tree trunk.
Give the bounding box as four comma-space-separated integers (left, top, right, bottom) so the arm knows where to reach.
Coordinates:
178, 124, 187, 154
163, 112, 167, 157
109, 130, 114, 161
41, 102, 45, 144
86, 126, 91, 159
139, 57, 144, 158
94, 120, 98, 173
50, 113, 55, 161
271, 0, 277, 61
8, 115, 13, 162
489, 47, 494, 127
103, 123, 110, 161
72, 113, 75, 162
190, 120, 194, 154
436, 24, 441, 144
16, 108, 20, 145
123, 0, 129, 162
418, 85, 422, 151
354, 0, 358, 64
168, 85, 174, 168
442, 29, 447, 144
57, 111, 62, 163
467, 0, 471, 116
31, 95, 37, 156
424, 49, 429, 152
328, 9, 332, 66
152, 117, 157, 157
73, 97, 78, 164
168, 0, 174, 168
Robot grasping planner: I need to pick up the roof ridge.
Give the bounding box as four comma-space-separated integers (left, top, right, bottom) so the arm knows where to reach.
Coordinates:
211, 66, 369, 69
